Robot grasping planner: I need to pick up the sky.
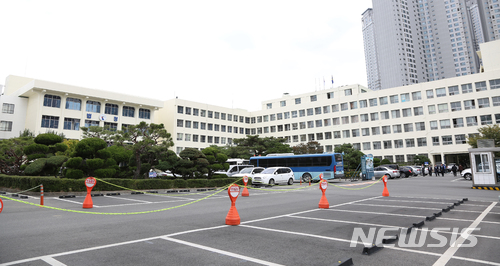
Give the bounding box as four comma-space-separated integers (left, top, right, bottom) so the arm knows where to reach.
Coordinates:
0, 0, 372, 111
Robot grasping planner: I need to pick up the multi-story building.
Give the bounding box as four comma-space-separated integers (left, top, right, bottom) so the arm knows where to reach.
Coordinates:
1, 41, 500, 166
362, 0, 498, 91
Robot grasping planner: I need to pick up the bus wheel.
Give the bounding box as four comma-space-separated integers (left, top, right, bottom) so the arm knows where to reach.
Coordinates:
288, 178, 294, 185
269, 179, 275, 185
301, 173, 311, 183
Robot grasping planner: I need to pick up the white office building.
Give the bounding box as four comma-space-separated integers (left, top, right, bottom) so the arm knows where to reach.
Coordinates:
1, 41, 500, 166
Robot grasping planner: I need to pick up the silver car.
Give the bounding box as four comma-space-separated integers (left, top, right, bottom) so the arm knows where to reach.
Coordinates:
232, 167, 265, 179
373, 166, 401, 179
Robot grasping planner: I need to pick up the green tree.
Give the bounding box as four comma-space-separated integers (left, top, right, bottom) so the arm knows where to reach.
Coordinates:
467, 124, 500, 148
413, 155, 431, 165
380, 158, 391, 165
292, 141, 323, 154
373, 157, 381, 167
334, 143, 365, 171
233, 135, 292, 157
0, 136, 34, 175
23, 133, 68, 176
202, 146, 229, 178
113, 122, 174, 179
156, 150, 181, 178
64, 137, 118, 178
178, 148, 209, 178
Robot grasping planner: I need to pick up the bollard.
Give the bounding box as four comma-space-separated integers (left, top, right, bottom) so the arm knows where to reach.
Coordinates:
241, 176, 250, 197
225, 184, 241, 225
83, 177, 96, 209
40, 184, 44, 206
318, 179, 330, 209
382, 175, 389, 197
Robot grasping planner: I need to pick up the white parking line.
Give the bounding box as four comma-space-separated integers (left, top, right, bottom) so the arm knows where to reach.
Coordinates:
53, 197, 100, 208
433, 202, 498, 266
162, 237, 284, 266
41, 257, 67, 266
104, 195, 152, 203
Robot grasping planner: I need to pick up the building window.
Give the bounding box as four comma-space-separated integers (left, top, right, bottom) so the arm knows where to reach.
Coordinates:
440, 119, 451, 129
85, 120, 99, 127
411, 91, 422, 100
400, 93, 410, 102
341, 103, 348, 111
393, 124, 402, 133
139, 108, 150, 119
406, 139, 415, 148
383, 140, 392, 149
450, 102, 461, 111
480, 115, 492, 125
403, 123, 413, 132
0, 121, 13, 131
477, 98, 490, 108
122, 106, 135, 117
352, 129, 360, 137
382, 126, 391, 134
344, 89, 352, 96
455, 134, 466, 144
299, 110, 305, 117
314, 107, 322, 115
177, 106, 184, 114
43, 95, 61, 108
332, 118, 340, 125
214, 112, 220, 119
310, 95, 317, 102
359, 100, 368, 108
413, 107, 423, 116
466, 116, 478, 126
428, 105, 436, 114
381, 111, 390, 120
308, 134, 314, 141
2, 103, 14, 114
390, 95, 399, 104
307, 121, 314, 128
426, 89, 434, 99
342, 116, 349, 124
105, 103, 118, 115
496, 114, 500, 124
86, 100, 101, 113
280, 100, 286, 107
436, 88, 446, 97
417, 137, 427, 147
361, 114, 369, 122
332, 104, 339, 112
208, 111, 213, 118
432, 136, 440, 146
464, 100, 475, 110
476, 81, 487, 91
334, 131, 341, 139
41, 115, 59, 128
193, 108, 199, 116
295, 98, 301, 104
395, 155, 405, 163
63, 118, 80, 130
461, 83, 473, 93
448, 85, 459, 95
492, 96, 500, 107
394, 139, 403, 148
371, 127, 380, 135
379, 96, 388, 105
327, 92, 334, 99
362, 128, 370, 136
342, 130, 350, 138
402, 108, 412, 117
316, 133, 323, 140
208, 123, 213, 130
490, 79, 500, 90
453, 118, 464, 128
351, 115, 359, 123
266, 103, 272, 109
430, 120, 438, 130
370, 112, 379, 121
177, 119, 183, 127
369, 98, 378, 106
438, 103, 449, 113
300, 122, 306, 129
186, 107, 192, 115
104, 122, 118, 131
315, 120, 323, 127
300, 135, 306, 141
65, 98, 81, 111
323, 106, 331, 114
415, 122, 425, 131
442, 135, 453, 145
363, 142, 371, 150
323, 119, 331, 127
353, 143, 361, 150
391, 110, 400, 119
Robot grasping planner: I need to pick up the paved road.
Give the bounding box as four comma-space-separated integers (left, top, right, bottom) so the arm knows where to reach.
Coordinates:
0, 173, 499, 266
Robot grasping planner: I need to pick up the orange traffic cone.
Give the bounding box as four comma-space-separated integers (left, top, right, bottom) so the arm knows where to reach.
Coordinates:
318, 180, 329, 209
382, 175, 390, 197
225, 184, 241, 225
82, 193, 93, 208
241, 186, 249, 197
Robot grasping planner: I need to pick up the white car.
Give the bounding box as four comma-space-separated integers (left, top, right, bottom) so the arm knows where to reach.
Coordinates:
252, 167, 294, 186
461, 168, 472, 180
232, 167, 265, 179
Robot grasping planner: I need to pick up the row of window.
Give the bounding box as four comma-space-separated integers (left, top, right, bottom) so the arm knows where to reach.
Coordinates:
177, 106, 251, 123
42, 95, 150, 118
40, 116, 134, 131
176, 113, 500, 135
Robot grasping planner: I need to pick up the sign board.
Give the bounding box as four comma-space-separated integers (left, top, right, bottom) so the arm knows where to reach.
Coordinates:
478, 139, 495, 148
320, 180, 328, 190
149, 171, 157, 178
228, 185, 240, 199
85, 177, 96, 189
243, 176, 248, 185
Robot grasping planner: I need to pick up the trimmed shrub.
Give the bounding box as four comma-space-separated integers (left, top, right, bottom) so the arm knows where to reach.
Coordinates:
66, 157, 83, 168
65, 169, 84, 179
173, 178, 187, 188
46, 155, 68, 167
95, 168, 116, 179
34, 133, 63, 145
24, 144, 49, 155
24, 158, 47, 176
86, 158, 104, 170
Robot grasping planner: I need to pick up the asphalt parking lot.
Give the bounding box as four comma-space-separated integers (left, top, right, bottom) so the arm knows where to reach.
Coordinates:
0, 173, 499, 266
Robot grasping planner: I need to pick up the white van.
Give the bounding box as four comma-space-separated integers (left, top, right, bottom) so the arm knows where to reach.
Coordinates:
215, 165, 254, 177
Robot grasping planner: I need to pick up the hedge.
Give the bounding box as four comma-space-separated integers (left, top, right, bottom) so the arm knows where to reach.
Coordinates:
0, 174, 249, 193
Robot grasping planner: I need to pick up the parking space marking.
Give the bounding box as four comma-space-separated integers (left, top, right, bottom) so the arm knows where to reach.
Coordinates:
52, 197, 100, 207
372, 198, 493, 208
433, 202, 498, 266
450, 178, 464, 182
41, 257, 67, 266
162, 236, 284, 266
327, 208, 426, 218
352, 203, 500, 215
104, 195, 152, 203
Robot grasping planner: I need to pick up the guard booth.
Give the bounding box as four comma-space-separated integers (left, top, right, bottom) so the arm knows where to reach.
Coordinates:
361, 154, 374, 180
468, 142, 500, 188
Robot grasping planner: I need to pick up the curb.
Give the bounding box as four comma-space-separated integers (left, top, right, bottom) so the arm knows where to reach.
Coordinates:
472, 186, 500, 190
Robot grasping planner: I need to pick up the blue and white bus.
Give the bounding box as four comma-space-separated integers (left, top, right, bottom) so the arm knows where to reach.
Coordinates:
249, 153, 344, 182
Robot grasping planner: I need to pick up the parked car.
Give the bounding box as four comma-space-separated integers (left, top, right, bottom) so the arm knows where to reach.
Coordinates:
214, 165, 254, 177
399, 166, 414, 178
409, 166, 421, 176
373, 166, 400, 179
380, 164, 399, 170
232, 167, 265, 179
252, 167, 294, 185
461, 168, 472, 180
